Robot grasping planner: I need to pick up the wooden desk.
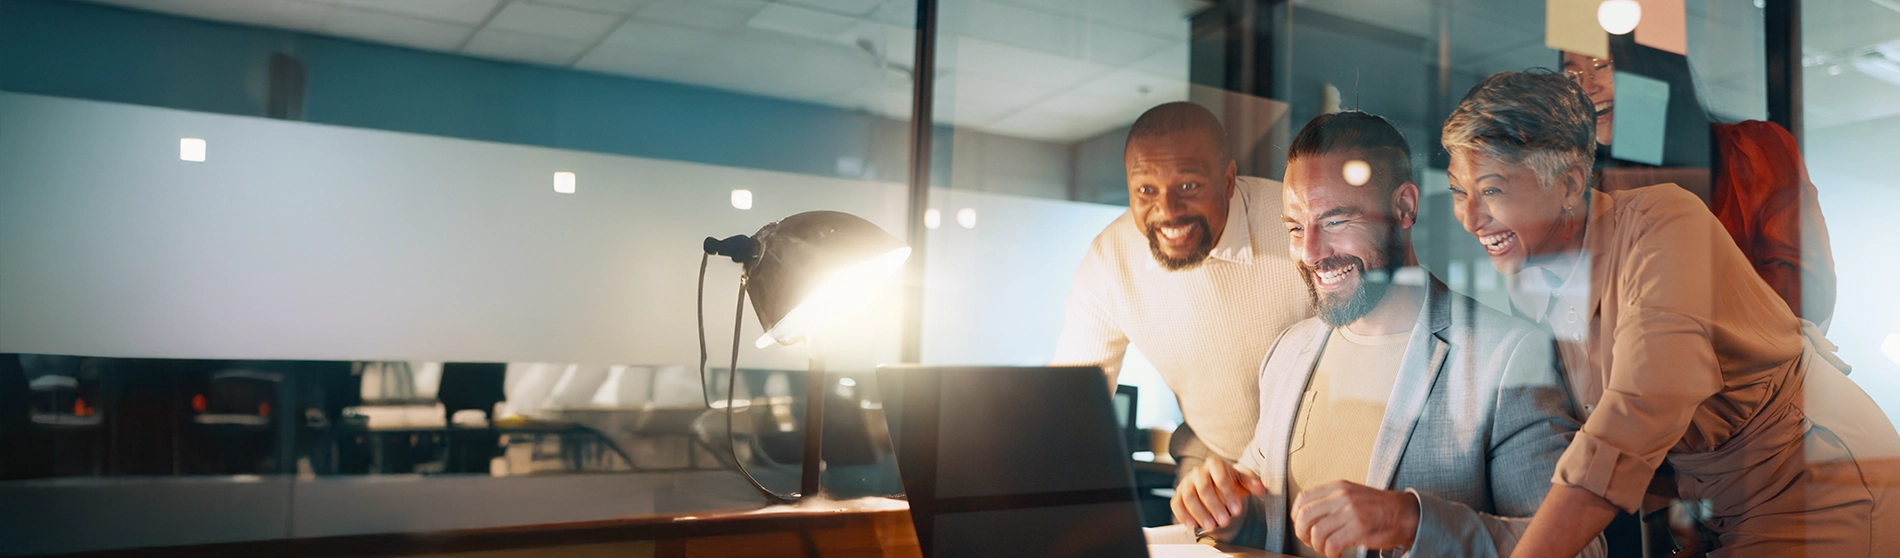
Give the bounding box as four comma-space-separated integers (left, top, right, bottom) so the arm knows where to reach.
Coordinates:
43, 495, 1291, 558
1210, 543, 1296, 557
51, 500, 922, 558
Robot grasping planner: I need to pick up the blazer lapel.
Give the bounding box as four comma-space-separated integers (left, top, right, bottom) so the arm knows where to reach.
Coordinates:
1364, 281, 1451, 490
1256, 320, 1329, 551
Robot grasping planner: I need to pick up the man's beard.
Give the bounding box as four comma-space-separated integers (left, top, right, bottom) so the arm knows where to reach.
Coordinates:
1145, 215, 1215, 271
1298, 229, 1408, 327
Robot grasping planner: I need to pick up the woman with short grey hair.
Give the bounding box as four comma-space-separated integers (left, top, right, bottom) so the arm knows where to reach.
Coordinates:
1440, 70, 1899, 557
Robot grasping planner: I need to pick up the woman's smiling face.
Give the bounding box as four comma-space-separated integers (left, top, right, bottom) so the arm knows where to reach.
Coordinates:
1447, 152, 1586, 275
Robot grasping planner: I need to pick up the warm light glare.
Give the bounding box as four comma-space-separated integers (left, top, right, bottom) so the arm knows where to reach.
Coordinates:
1342, 160, 1371, 186
179, 138, 206, 162
956, 208, 977, 229
924, 208, 941, 229
732, 189, 753, 210
756, 246, 912, 348
1598, 0, 1641, 35
553, 171, 576, 194
839, 377, 857, 387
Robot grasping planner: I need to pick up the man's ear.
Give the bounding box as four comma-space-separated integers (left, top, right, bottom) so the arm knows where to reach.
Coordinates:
1393, 181, 1420, 229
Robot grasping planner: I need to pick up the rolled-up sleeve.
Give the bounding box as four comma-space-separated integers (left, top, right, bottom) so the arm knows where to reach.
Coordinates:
1553, 197, 1726, 513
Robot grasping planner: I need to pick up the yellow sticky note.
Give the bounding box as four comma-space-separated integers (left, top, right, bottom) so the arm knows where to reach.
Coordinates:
1635, 0, 1687, 55
1548, 0, 1608, 59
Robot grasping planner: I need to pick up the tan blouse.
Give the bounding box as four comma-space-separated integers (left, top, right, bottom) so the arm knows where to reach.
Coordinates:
1539, 185, 1807, 514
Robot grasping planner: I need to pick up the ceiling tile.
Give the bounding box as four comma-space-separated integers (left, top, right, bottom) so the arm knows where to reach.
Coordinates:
951, 37, 1115, 90
1067, 68, 1188, 108
1080, 22, 1176, 66
959, 0, 1083, 59
83, 0, 338, 34
865, 0, 915, 26
979, 110, 1097, 142
322, 7, 476, 52
941, 72, 1056, 113
331, 0, 503, 26
747, 2, 857, 41
599, 18, 722, 54
461, 27, 592, 65
572, 42, 687, 78
1126, 43, 1189, 81
1017, 90, 1146, 122
525, 0, 652, 16
781, 0, 885, 17
634, 0, 767, 31
488, 1, 621, 42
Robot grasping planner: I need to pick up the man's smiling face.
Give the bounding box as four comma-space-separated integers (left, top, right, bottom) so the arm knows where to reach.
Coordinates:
1125, 130, 1237, 271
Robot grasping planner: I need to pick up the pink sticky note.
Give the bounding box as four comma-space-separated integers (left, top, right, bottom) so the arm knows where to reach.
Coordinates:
1636, 0, 1687, 55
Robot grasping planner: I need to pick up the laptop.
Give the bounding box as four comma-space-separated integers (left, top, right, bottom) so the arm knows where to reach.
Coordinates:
876, 365, 1149, 558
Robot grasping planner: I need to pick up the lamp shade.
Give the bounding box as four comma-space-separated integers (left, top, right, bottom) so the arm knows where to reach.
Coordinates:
743, 211, 910, 348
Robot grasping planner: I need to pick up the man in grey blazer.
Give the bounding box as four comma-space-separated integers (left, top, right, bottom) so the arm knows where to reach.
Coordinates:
1170, 111, 1602, 558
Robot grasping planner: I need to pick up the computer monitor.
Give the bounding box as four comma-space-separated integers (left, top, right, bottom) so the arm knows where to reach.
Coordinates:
876, 365, 1147, 558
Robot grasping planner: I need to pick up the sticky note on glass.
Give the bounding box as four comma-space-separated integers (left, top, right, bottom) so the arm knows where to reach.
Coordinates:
1636, 0, 1687, 55
1611, 71, 1669, 166
1547, 0, 1608, 59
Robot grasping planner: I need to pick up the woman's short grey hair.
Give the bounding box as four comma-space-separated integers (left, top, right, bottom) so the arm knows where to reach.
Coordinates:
1441, 70, 1597, 189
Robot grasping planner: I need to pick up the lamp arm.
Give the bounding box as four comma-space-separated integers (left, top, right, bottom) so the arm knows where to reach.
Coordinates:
723, 275, 799, 505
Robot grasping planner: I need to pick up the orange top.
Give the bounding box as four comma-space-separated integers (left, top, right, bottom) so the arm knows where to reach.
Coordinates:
1540, 185, 1805, 513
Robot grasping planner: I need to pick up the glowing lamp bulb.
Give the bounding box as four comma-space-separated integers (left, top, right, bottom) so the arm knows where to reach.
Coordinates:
1598, 0, 1641, 35
1343, 160, 1372, 186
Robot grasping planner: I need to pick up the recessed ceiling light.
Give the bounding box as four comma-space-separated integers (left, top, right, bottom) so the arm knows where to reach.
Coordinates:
179, 138, 206, 162
924, 208, 941, 229
731, 189, 753, 210
553, 171, 576, 194
956, 208, 977, 229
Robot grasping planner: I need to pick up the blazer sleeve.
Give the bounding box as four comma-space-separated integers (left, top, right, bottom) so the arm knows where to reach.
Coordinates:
1402, 330, 1604, 558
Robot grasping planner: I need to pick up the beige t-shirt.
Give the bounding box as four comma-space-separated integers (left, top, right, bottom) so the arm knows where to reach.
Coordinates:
1285, 326, 1410, 558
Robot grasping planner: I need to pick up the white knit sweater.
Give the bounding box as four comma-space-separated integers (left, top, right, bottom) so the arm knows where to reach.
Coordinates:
1052, 176, 1313, 461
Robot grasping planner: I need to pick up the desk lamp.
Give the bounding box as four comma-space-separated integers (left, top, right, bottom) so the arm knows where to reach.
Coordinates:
701, 210, 910, 504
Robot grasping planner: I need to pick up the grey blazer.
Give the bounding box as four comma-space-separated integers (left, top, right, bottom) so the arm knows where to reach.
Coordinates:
1230, 280, 1603, 558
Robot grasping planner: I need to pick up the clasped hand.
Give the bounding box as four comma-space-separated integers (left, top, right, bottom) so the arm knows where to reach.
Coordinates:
1171, 460, 1421, 558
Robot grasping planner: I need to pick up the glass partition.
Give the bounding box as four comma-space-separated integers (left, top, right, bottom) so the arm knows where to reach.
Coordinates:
1802, 0, 1900, 425
3, 0, 1897, 554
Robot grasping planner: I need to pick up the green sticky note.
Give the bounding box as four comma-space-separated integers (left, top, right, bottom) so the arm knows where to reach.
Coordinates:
1611, 71, 1670, 166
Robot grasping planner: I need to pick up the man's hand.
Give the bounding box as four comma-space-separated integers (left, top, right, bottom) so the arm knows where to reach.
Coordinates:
1170, 458, 1266, 531
1290, 480, 1420, 558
